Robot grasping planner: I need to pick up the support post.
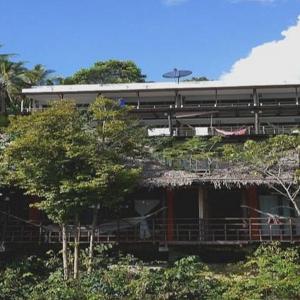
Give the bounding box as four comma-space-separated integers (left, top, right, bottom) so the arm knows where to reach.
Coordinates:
246, 186, 259, 240
215, 89, 218, 107
137, 91, 140, 109
21, 100, 24, 113
174, 90, 179, 107
296, 87, 299, 106
168, 113, 173, 136
166, 189, 174, 241
253, 89, 260, 134
198, 187, 204, 240
198, 187, 204, 219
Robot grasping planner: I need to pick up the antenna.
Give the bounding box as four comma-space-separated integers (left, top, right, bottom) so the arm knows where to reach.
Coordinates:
163, 68, 192, 83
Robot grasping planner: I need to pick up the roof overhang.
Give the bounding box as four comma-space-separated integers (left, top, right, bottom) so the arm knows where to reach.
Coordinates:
22, 80, 300, 103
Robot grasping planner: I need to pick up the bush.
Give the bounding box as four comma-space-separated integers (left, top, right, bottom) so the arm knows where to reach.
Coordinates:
2, 244, 300, 300
222, 243, 300, 300
0, 255, 48, 300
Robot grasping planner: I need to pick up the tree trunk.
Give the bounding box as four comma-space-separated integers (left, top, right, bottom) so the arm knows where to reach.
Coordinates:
62, 223, 69, 280
73, 214, 80, 279
88, 207, 98, 274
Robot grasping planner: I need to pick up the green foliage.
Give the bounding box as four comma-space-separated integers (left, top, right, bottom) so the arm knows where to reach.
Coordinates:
222, 135, 300, 197
2, 244, 300, 300
3, 98, 144, 224
222, 243, 300, 300
0, 252, 220, 300
63, 60, 146, 84
0, 46, 57, 114
0, 255, 57, 300
4, 100, 101, 223
152, 256, 220, 300
0, 58, 27, 113
222, 135, 300, 167
80, 244, 114, 272
155, 136, 223, 160
23, 64, 58, 86
89, 96, 147, 159
0, 114, 9, 127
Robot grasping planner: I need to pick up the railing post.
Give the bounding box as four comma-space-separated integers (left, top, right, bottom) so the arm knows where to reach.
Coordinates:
224, 224, 227, 241
249, 218, 252, 240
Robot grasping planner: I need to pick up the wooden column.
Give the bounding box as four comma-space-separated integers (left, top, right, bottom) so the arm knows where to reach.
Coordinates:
246, 186, 259, 240
214, 89, 218, 107
168, 113, 173, 136
253, 89, 260, 134
166, 189, 174, 241
198, 187, 204, 219
137, 91, 140, 109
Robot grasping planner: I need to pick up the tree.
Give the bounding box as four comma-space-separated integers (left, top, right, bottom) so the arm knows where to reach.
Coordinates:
0, 59, 27, 114
3, 100, 101, 279
222, 135, 300, 216
3, 98, 145, 279
0, 45, 60, 115
86, 97, 146, 273
63, 60, 146, 84
23, 64, 57, 86
184, 76, 209, 82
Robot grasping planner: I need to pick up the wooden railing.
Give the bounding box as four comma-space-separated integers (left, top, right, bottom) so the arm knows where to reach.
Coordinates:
114, 218, 300, 244
171, 125, 299, 137
2, 217, 300, 246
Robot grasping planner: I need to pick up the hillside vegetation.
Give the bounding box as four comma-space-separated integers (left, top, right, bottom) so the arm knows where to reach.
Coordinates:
1, 243, 300, 300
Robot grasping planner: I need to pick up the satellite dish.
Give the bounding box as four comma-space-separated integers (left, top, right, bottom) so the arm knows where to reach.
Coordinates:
163, 68, 192, 83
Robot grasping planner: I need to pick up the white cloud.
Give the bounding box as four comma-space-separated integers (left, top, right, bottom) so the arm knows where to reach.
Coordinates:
220, 16, 300, 83
162, 0, 189, 6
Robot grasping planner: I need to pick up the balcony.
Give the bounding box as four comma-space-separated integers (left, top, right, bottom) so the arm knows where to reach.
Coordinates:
148, 125, 300, 138
2, 217, 300, 247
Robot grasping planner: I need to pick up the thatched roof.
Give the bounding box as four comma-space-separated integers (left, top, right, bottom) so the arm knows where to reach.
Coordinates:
139, 156, 299, 189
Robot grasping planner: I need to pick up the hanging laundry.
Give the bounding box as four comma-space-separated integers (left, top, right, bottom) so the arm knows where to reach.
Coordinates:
215, 128, 248, 136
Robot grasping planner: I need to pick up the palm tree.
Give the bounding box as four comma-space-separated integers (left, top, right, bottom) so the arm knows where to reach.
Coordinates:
0, 44, 31, 114
24, 64, 56, 86
0, 59, 27, 114
0, 44, 15, 62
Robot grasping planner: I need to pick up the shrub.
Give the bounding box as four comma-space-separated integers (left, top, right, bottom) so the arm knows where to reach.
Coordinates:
0, 255, 47, 300
222, 243, 300, 300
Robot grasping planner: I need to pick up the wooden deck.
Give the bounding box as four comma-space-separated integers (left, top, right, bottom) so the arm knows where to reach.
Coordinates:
2, 217, 300, 247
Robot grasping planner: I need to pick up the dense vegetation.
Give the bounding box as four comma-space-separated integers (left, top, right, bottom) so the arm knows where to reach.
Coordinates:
1, 243, 300, 300
1, 44, 300, 299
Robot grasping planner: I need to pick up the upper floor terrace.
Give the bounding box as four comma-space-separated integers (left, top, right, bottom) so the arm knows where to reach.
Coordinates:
22, 81, 300, 137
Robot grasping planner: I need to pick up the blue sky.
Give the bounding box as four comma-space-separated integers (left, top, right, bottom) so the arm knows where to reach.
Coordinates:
0, 0, 300, 82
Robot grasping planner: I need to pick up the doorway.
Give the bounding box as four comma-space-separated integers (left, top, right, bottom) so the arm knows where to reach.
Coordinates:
207, 189, 243, 218
174, 188, 199, 219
